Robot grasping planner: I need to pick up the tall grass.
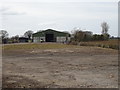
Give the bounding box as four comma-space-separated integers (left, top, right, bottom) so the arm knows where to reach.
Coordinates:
2, 43, 79, 51
78, 39, 119, 50
2, 39, 119, 51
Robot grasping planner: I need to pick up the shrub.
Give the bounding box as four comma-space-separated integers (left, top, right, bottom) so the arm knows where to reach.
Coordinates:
70, 41, 78, 45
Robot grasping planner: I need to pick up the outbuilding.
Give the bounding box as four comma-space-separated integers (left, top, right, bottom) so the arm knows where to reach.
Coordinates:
19, 37, 29, 43
32, 29, 71, 43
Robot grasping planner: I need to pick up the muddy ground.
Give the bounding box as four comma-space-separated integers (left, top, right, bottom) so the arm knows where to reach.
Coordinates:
2, 44, 118, 88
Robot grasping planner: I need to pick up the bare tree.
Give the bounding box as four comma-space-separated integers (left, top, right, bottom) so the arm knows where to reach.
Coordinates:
11, 35, 19, 43
0, 30, 9, 39
72, 28, 86, 42
24, 30, 33, 40
101, 22, 109, 34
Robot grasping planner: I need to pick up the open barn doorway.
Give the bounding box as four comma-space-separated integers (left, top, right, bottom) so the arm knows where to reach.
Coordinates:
45, 34, 54, 42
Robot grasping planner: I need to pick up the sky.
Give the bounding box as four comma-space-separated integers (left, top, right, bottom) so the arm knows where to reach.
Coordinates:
0, 0, 119, 37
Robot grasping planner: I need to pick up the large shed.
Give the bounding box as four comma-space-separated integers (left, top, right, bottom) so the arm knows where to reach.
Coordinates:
19, 37, 29, 43
32, 29, 71, 43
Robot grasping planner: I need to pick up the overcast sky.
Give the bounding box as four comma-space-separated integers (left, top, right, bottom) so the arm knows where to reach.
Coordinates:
0, 0, 119, 37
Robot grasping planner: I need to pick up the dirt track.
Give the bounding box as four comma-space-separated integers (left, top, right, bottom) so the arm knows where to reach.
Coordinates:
2, 44, 118, 88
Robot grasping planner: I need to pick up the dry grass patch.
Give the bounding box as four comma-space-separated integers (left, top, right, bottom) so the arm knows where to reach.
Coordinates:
79, 39, 119, 50
2, 43, 80, 51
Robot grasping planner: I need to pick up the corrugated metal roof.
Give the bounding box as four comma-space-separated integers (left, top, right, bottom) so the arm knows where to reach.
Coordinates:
33, 29, 70, 37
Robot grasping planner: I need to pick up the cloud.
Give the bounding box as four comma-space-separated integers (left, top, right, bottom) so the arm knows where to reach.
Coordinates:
1, 0, 119, 3
0, 6, 26, 15
1, 1, 118, 37
0, 7, 9, 12
2, 12, 26, 15
38, 21, 57, 26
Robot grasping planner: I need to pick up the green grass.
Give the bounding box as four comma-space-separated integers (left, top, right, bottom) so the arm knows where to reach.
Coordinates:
2, 43, 79, 51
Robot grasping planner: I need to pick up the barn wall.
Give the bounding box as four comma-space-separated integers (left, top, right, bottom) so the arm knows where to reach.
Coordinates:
33, 37, 45, 43
40, 37, 45, 42
33, 29, 71, 43
67, 37, 71, 42
56, 37, 66, 43
33, 37, 39, 43
34, 36, 71, 43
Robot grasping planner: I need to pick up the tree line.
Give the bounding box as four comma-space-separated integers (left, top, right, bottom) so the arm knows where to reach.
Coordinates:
0, 30, 33, 44
0, 21, 117, 44
70, 22, 110, 43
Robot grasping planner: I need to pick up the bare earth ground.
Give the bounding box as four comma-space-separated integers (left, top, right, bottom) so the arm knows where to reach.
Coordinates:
2, 44, 118, 88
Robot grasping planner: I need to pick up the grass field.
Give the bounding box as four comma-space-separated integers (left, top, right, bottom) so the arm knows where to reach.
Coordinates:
78, 39, 119, 50
2, 39, 119, 51
2, 43, 80, 51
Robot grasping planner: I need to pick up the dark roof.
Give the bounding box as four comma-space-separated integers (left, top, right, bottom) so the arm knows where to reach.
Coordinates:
19, 37, 28, 39
33, 29, 70, 37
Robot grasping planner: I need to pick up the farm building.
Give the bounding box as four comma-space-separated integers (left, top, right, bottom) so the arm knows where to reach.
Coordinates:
32, 29, 71, 43
19, 37, 29, 43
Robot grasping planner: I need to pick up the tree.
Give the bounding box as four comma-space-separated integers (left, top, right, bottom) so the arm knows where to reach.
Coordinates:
0, 30, 9, 39
11, 35, 19, 43
0, 30, 9, 44
24, 30, 33, 40
101, 22, 110, 40
72, 28, 85, 42
101, 22, 109, 34
71, 28, 92, 42
103, 33, 110, 40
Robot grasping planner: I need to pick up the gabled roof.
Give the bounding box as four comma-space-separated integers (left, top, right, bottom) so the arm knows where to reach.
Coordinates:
33, 29, 70, 37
